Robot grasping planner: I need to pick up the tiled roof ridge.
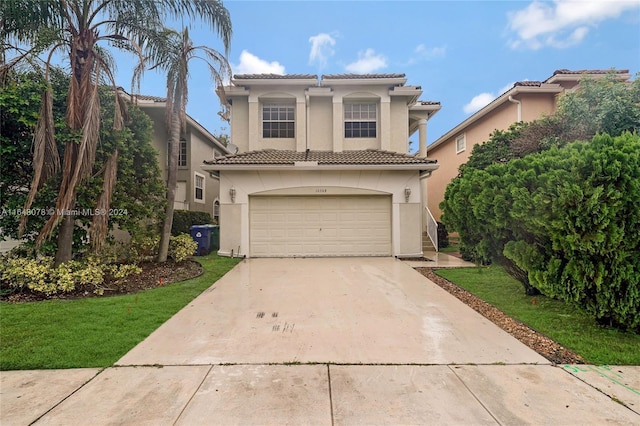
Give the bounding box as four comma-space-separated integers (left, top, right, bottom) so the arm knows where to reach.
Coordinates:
117, 87, 167, 103
553, 68, 629, 75
514, 81, 543, 87
204, 149, 435, 165
233, 74, 317, 79
322, 73, 406, 79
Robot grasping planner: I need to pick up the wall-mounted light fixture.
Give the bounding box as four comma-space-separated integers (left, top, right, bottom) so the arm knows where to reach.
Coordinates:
229, 187, 236, 203
404, 187, 411, 203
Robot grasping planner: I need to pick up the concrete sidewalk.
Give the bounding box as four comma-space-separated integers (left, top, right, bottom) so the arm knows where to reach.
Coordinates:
2, 258, 639, 425
2, 364, 639, 424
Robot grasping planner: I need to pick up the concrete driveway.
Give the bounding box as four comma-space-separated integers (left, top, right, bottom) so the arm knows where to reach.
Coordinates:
3, 258, 639, 425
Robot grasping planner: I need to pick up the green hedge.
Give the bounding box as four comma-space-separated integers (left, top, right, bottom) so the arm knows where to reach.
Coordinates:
443, 133, 640, 331
171, 210, 215, 236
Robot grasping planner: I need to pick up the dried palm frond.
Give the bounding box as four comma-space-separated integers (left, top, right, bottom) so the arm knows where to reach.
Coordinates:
91, 148, 118, 251
18, 86, 59, 236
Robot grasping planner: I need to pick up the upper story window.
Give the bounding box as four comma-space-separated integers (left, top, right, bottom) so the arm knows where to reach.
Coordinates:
262, 104, 295, 138
194, 172, 205, 203
344, 103, 377, 138
456, 134, 466, 154
168, 138, 187, 167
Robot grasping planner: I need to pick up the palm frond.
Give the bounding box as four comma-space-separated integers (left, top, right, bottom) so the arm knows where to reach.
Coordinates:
19, 86, 59, 236
91, 148, 118, 251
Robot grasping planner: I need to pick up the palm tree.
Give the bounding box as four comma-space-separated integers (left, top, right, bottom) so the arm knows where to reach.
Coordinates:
135, 27, 231, 262
0, 0, 231, 265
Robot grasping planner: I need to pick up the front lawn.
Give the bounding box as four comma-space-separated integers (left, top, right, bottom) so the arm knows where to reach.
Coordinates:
0, 254, 241, 370
435, 267, 640, 365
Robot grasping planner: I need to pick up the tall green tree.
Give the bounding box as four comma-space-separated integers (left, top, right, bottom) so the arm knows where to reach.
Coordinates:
1, 0, 232, 265
0, 67, 165, 254
135, 27, 231, 262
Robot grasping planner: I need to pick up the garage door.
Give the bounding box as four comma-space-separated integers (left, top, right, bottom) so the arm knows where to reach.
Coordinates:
250, 196, 391, 257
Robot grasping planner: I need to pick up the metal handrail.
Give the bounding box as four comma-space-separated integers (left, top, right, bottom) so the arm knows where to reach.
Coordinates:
425, 206, 438, 252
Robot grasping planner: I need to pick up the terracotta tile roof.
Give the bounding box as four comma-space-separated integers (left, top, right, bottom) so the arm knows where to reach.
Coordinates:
204, 149, 436, 166
116, 87, 166, 103
233, 74, 317, 80
322, 73, 406, 80
552, 68, 629, 75
514, 81, 543, 87
132, 93, 166, 102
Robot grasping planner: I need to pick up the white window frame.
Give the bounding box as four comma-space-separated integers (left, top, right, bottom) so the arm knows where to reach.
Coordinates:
262, 103, 295, 138
456, 134, 466, 154
167, 138, 187, 167
194, 172, 205, 204
344, 102, 377, 138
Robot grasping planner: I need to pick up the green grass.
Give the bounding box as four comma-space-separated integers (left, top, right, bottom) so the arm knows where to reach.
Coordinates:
438, 242, 460, 254
0, 254, 241, 370
436, 266, 640, 365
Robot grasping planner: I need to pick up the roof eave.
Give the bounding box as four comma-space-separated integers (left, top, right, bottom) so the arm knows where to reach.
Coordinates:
201, 163, 439, 172
429, 85, 563, 150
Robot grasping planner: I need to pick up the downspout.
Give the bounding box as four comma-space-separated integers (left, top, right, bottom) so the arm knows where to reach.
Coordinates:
306, 93, 310, 151
508, 95, 522, 122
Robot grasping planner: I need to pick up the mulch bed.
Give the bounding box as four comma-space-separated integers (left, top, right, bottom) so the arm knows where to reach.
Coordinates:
417, 267, 585, 365
1, 259, 203, 303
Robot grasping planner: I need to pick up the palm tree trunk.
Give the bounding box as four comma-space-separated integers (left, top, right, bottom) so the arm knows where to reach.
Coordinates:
157, 102, 182, 262
55, 214, 75, 264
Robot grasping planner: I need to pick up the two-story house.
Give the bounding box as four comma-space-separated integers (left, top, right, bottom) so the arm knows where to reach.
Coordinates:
427, 68, 632, 222
203, 73, 441, 258
118, 89, 232, 222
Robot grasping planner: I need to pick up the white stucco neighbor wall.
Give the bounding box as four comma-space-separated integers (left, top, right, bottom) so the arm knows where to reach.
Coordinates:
217, 169, 422, 258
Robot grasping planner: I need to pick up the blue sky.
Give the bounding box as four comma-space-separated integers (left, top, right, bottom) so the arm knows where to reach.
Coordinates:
118, 0, 640, 147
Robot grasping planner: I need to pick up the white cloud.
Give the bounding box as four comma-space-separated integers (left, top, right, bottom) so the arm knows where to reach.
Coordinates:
406, 44, 447, 65
415, 44, 447, 59
345, 49, 387, 74
232, 50, 285, 75
309, 33, 337, 70
463, 93, 496, 114
507, 0, 640, 50
463, 81, 521, 114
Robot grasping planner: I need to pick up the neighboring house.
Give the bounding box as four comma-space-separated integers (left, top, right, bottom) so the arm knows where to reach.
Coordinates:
119, 90, 232, 222
203, 73, 441, 258
426, 68, 632, 222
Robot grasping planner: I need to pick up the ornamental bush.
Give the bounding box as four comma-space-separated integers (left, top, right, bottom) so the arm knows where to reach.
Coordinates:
444, 132, 640, 331
502, 133, 640, 331
169, 233, 198, 263
0, 255, 141, 296
171, 210, 215, 236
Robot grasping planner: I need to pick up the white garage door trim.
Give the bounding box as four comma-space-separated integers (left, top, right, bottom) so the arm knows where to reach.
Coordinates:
250, 195, 391, 257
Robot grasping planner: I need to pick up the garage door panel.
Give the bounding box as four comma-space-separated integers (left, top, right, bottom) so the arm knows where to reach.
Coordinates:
250, 196, 391, 257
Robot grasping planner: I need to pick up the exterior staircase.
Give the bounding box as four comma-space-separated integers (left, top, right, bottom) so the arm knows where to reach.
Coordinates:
423, 206, 438, 254
422, 231, 436, 253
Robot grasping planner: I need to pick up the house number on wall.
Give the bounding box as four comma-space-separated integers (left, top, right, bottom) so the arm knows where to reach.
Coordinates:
315, 188, 327, 193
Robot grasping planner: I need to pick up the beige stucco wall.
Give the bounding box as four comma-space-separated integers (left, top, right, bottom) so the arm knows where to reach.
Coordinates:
228, 82, 417, 155
390, 98, 410, 153
308, 97, 333, 150
427, 92, 558, 221
398, 203, 422, 254
217, 169, 423, 258
142, 106, 223, 217
230, 96, 250, 152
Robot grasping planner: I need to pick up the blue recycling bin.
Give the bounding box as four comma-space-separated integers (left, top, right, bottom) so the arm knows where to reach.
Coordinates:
190, 225, 213, 256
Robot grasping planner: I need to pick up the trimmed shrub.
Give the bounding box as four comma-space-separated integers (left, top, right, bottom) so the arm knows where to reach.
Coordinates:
0, 255, 141, 296
436, 221, 449, 249
169, 233, 197, 263
503, 133, 640, 332
171, 210, 215, 236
